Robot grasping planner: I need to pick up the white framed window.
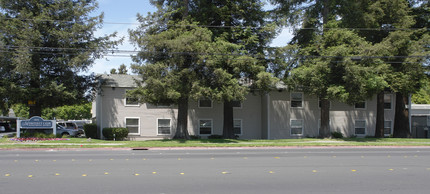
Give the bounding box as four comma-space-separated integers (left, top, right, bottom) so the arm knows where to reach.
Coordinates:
354, 101, 366, 109
384, 94, 392, 110
125, 90, 139, 106
199, 119, 212, 135
125, 117, 140, 135
199, 99, 212, 108
232, 100, 242, 109
157, 119, 171, 135
290, 119, 303, 136
234, 119, 242, 135
291, 92, 303, 108
384, 120, 392, 135
354, 120, 366, 135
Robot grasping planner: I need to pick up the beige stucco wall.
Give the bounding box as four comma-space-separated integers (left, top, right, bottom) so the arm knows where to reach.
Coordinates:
98, 86, 178, 138
98, 86, 263, 139
268, 91, 396, 138
187, 94, 262, 139
96, 85, 396, 139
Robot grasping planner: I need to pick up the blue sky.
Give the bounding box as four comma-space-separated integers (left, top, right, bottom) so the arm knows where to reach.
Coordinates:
89, 0, 292, 74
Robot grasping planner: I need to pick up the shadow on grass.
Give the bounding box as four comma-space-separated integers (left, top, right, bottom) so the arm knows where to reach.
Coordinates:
341, 138, 384, 142
161, 138, 244, 144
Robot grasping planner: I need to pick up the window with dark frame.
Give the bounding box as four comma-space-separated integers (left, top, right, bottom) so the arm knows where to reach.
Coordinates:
232, 100, 242, 108
354, 101, 366, 109
199, 99, 212, 108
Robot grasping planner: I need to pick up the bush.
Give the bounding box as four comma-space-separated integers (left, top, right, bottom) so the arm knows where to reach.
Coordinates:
331, 131, 344, 138
84, 123, 98, 139
102, 127, 128, 141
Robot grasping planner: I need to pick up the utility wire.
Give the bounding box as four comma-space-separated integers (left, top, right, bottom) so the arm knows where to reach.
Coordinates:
0, 47, 428, 61
3, 18, 429, 31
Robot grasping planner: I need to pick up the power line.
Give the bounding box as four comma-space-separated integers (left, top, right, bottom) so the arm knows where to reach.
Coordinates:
1, 46, 428, 61
3, 18, 429, 31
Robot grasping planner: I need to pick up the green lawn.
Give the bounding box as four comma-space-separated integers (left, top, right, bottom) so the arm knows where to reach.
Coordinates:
2, 137, 430, 149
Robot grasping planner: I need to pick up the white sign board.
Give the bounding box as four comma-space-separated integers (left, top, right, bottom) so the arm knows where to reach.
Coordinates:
17, 116, 56, 138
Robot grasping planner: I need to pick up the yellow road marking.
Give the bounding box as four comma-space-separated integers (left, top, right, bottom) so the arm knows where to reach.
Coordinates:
351, 169, 357, 172
180, 173, 185, 175
312, 170, 317, 173
274, 157, 280, 159
104, 172, 109, 175
152, 172, 157, 174
82, 174, 87, 177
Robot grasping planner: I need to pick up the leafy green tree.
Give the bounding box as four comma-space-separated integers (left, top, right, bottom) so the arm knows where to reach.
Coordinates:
287, 22, 388, 136
412, 79, 430, 104
117, 64, 128, 74
130, 0, 276, 139
129, 16, 215, 139
51, 103, 92, 120
110, 68, 117, 74
0, 0, 121, 117
271, 0, 345, 137
272, 0, 429, 138
10, 104, 29, 119
153, 0, 277, 138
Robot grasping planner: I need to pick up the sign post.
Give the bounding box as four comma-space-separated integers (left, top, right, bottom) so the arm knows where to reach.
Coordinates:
17, 116, 56, 137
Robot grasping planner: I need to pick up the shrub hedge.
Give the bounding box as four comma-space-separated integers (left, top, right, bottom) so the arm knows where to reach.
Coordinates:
102, 127, 128, 141
83, 123, 98, 139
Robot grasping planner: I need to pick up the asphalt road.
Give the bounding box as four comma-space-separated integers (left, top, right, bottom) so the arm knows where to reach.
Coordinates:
1, 147, 430, 194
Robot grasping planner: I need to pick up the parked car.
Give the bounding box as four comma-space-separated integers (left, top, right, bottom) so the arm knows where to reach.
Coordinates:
56, 124, 81, 137
57, 121, 84, 136
0, 122, 12, 132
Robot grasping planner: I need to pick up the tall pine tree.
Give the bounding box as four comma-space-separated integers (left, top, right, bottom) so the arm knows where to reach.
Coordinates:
0, 0, 120, 117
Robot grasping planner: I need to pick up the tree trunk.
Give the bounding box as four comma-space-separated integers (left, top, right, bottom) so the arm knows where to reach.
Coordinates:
319, 0, 330, 138
174, 97, 190, 139
393, 92, 411, 138
223, 100, 235, 139
374, 91, 385, 138
319, 98, 331, 138
29, 103, 42, 117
